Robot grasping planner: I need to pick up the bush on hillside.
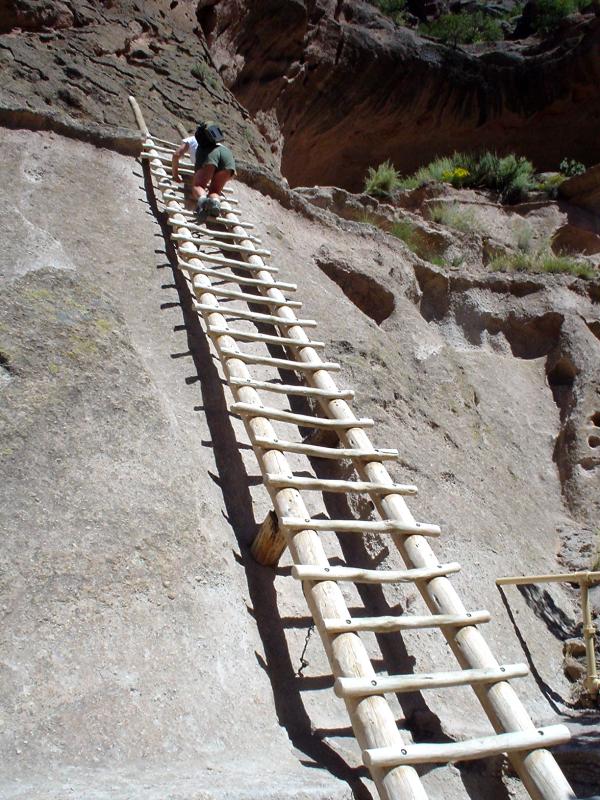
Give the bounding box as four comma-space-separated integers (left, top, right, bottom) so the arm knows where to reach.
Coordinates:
537, 173, 567, 198
367, 0, 408, 23
364, 160, 400, 197
398, 151, 535, 203
559, 157, 586, 177
420, 11, 503, 45
428, 203, 482, 233
533, 0, 587, 33
490, 248, 595, 279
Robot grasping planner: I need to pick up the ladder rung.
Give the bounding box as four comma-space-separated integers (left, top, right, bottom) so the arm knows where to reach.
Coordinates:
209, 327, 321, 348
167, 213, 252, 239
142, 134, 234, 173
231, 379, 353, 400
323, 609, 489, 633
265, 474, 418, 496
363, 724, 571, 768
231, 403, 372, 429
184, 268, 295, 292
221, 350, 341, 372
292, 562, 461, 584
173, 221, 261, 243
154, 171, 241, 203
282, 516, 441, 536
199, 287, 302, 308
165, 205, 255, 229
179, 253, 278, 274
142, 142, 178, 154
172, 233, 271, 257
193, 302, 317, 328
165, 200, 243, 215
335, 663, 528, 698
163, 188, 241, 207
253, 437, 397, 460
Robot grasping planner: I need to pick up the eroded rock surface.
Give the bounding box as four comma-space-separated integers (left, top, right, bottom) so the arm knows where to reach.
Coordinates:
0, 0, 276, 164
201, 0, 600, 189
0, 129, 354, 800
2, 5, 600, 794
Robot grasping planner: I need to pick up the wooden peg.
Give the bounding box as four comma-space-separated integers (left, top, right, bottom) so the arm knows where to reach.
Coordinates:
251, 510, 287, 566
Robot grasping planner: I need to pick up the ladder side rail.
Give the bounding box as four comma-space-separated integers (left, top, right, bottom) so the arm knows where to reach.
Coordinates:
217, 206, 575, 800
142, 140, 430, 800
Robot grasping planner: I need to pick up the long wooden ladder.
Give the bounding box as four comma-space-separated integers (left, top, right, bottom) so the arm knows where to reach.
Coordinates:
130, 98, 574, 800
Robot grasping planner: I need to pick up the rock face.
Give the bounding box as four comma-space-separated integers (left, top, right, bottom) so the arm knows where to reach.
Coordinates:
0, 0, 277, 165
0, 129, 355, 800
2, 4, 600, 799
200, 0, 600, 189
1, 126, 599, 799
560, 164, 600, 216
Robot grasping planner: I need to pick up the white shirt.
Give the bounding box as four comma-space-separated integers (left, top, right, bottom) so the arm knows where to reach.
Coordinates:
183, 135, 198, 164
183, 135, 222, 166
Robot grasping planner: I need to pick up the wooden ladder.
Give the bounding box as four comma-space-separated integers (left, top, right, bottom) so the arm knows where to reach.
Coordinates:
130, 98, 574, 800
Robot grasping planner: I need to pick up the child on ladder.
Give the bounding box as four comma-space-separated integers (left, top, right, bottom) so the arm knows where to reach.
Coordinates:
171, 121, 236, 219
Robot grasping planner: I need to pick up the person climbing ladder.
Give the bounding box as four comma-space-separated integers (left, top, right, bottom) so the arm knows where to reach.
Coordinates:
171, 120, 236, 218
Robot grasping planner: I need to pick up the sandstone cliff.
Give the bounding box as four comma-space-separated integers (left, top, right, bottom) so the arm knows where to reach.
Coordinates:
1, 3, 599, 800
200, 0, 600, 190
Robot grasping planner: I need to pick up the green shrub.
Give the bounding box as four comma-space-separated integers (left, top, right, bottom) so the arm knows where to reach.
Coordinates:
489, 248, 595, 278
538, 173, 567, 198
390, 220, 418, 250
539, 254, 595, 278
364, 160, 401, 197
398, 150, 534, 202
441, 166, 471, 188
472, 152, 535, 203
534, 0, 586, 33
429, 255, 447, 267
429, 203, 482, 233
191, 61, 219, 89
390, 219, 447, 263
513, 221, 534, 254
367, 0, 407, 23
358, 210, 380, 227
408, 155, 457, 186
398, 154, 468, 189
559, 158, 586, 177
421, 11, 503, 45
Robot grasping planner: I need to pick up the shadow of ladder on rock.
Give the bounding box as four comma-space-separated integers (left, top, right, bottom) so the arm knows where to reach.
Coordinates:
130, 97, 575, 800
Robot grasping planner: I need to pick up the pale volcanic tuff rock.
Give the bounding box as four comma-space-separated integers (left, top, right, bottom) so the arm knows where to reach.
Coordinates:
2, 126, 600, 798
199, 0, 600, 190
2, 4, 600, 798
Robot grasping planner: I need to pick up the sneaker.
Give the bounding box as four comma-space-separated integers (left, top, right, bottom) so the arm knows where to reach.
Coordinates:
196, 196, 208, 217
205, 197, 221, 217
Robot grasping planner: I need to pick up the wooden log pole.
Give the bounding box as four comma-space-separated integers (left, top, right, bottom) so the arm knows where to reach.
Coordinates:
251, 509, 287, 566
497, 571, 600, 586
580, 579, 600, 696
